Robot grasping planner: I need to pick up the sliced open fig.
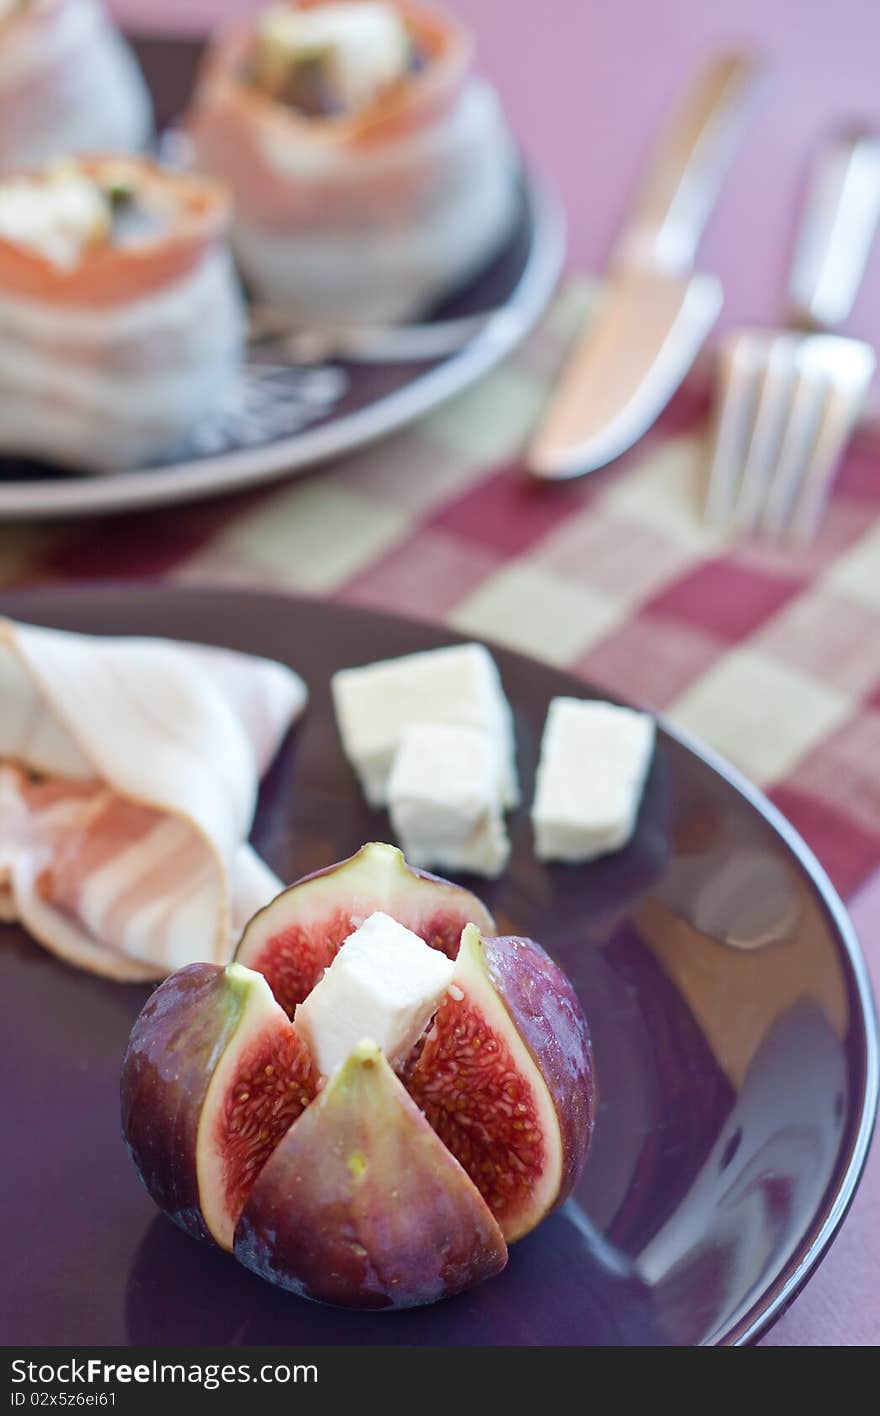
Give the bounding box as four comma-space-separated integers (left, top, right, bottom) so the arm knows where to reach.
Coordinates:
235, 841, 495, 1018
121, 961, 317, 1250
406, 924, 594, 1242
234, 1040, 508, 1309
121, 846, 595, 1310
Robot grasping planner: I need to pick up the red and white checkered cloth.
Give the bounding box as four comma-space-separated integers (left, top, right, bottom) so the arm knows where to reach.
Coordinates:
9, 281, 880, 907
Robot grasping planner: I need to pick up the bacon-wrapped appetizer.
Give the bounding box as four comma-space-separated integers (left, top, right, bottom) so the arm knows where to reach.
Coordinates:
189, 0, 518, 324
0, 0, 152, 172
0, 157, 244, 472
0, 617, 308, 981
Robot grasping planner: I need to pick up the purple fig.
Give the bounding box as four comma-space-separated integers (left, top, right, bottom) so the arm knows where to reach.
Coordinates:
121, 847, 595, 1310
235, 840, 495, 1017
234, 1040, 507, 1308
406, 924, 594, 1242
121, 961, 317, 1249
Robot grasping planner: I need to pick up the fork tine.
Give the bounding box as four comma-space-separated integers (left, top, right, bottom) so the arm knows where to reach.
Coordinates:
731, 335, 799, 531
758, 356, 829, 537
787, 340, 875, 542
708, 128, 880, 543
706, 331, 874, 542
704, 332, 761, 525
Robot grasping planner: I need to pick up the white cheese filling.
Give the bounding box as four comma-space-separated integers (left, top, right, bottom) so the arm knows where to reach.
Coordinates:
532, 698, 655, 862
256, 1, 410, 111
0, 170, 110, 267
388, 722, 510, 878
294, 909, 454, 1076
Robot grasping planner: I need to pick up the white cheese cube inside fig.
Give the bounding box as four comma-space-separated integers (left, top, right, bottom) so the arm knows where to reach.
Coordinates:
331, 642, 519, 809
388, 723, 510, 879
294, 910, 455, 1077
532, 698, 655, 862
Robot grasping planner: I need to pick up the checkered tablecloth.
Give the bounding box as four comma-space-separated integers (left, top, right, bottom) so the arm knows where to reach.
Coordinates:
7, 281, 880, 913
2, 278, 879, 1345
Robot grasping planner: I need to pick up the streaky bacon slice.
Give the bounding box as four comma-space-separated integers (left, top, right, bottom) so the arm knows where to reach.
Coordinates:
0, 0, 152, 176
0, 618, 308, 979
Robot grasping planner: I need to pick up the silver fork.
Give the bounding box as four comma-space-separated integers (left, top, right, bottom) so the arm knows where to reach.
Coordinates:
705, 130, 880, 541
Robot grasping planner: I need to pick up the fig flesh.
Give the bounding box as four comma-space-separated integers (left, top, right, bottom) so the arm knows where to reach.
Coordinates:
235, 840, 494, 1018
234, 1040, 508, 1309
406, 924, 594, 1242
121, 847, 594, 1309
121, 961, 317, 1250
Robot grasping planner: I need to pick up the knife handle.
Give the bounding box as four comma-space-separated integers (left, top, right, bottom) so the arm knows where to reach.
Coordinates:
616, 49, 763, 275
787, 129, 880, 331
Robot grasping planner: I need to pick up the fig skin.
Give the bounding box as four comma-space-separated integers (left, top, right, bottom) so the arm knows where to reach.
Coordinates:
483, 932, 595, 1223
121, 961, 314, 1250
234, 1040, 508, 1309
121, 848, 595, 1309
121, 963, 236, 1245
406, 925, 594, 1243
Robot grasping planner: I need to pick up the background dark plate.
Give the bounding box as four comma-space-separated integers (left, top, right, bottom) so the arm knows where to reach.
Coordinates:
1, 586, 876, 1346
0, 36, 563, 519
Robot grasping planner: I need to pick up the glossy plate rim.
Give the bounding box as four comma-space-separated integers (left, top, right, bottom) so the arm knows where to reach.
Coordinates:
655, 721, 878, 1343
0, 178, 565, 522
1, 582, 876, 1346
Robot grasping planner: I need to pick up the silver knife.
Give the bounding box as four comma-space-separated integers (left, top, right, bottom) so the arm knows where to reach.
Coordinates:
527, 50, 763, 480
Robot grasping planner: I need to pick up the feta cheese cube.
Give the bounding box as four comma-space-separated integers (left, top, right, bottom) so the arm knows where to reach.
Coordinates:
294, 909, 454, 1076
331, 643, 519, 809
532, 698, 655, 862
388, 723, 510, 879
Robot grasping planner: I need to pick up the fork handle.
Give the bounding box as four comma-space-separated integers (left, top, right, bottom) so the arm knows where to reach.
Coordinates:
614, 49, 763, 275
787, 130, 880, 330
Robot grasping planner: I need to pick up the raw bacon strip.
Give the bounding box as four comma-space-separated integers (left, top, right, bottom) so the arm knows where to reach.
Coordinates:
0, 766, 159, 979
0, 157, 243, 472
0, 0, 152, 174
189, 1, 518, 325
184, 643, 304, 780
0, 619, 307, 979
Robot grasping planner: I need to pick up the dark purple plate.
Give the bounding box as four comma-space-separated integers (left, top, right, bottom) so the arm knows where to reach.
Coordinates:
2, 585, 876, 1347
0, 38, 563, 520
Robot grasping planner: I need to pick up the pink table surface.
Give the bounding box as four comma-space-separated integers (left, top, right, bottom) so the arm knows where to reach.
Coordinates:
107, 0, 880, 1347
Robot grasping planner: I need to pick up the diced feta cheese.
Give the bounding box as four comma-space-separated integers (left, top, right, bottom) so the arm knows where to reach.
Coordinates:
331, 643, 519, 809
294, 909, 454, 1076
532, 697, 655, 862
257, 2, 410, 111
0, 170, 110, 268
388, 722, 510, 879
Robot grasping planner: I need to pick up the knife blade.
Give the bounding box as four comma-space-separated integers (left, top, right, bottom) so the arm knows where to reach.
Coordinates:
528, 50, 762, 480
